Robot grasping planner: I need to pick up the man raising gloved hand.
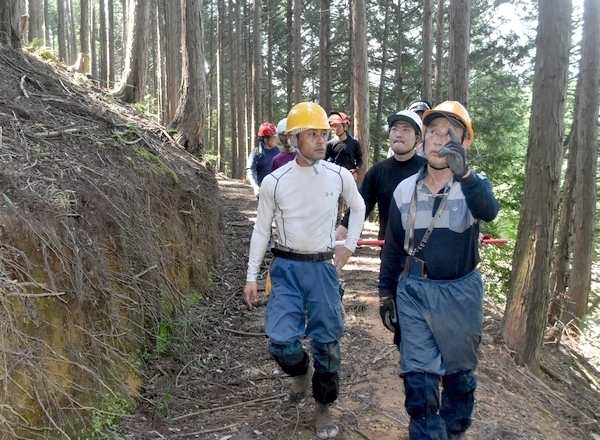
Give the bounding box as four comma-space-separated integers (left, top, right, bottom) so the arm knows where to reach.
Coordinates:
438, 126, 471, 178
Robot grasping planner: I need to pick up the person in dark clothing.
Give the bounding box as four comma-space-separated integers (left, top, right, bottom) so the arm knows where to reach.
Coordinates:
378, 101, 499, 440
336, 110, 427, 241
325, 111, 363, 178
246, 122, 280, 199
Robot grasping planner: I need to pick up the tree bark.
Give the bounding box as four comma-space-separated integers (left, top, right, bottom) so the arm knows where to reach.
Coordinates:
292, 0, 301, 103
99, 0, 108, 86
79, 0, 90, 74
115, 0, 150, 103
502, 0, 572, 371
28, 0, 43, 42
44, 0, 50, 45
352, 0, 369, 179
421, 0, 433, 102
319, 0, 331, 112
434, 0, 444, 104
286, 0, 292, 109
374, 1, 390, 163
252, 0, 262, 133
448, 0, 469, 105
169, 0, 206, 155
0, 0, 23, 49
395, 0, 403, 109
57, 0, 67, 60
566, 0, 600, 326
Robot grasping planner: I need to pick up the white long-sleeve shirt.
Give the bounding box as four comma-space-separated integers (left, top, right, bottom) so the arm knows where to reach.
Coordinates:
246, 158, 365, 281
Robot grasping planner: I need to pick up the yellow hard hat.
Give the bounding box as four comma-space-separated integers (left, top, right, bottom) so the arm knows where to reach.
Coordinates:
285, 102, 331, 134
422, 101, 475, 141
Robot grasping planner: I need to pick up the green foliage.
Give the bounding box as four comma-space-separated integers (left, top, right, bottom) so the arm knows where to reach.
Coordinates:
156, 320, 172, 358
111, 124, 137, 146
81, 393, 132, 440
479, 240, 515, 306
134, 148, 179, 184
134, 94, 159, 122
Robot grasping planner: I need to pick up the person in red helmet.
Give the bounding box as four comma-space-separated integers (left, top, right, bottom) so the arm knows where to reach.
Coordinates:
246, 122, 281, 198
325, 111, 363, 179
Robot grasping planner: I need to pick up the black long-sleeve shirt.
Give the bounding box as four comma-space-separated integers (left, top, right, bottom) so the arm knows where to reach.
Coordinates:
341, 155, 427, 239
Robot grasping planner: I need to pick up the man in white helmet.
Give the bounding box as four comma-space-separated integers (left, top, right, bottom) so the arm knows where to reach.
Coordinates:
336, 110, 428, 347
244, 102, 365, 439
387, 99, 432, 158
270, 117, 297, 171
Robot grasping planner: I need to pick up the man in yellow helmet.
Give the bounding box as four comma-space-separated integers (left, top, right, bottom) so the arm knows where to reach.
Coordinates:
378, 101, 499, 440
244, 102, 365, 439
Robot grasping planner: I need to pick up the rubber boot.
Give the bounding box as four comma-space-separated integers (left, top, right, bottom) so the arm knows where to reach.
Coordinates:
288, 364, 313, 406
315, 402, 339, 439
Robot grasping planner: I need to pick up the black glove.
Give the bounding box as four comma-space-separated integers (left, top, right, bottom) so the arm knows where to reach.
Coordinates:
379, 296, 400, 335
438, 126, 469, 178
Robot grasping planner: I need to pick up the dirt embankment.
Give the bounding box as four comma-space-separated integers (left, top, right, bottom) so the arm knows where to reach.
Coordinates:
0, 48, 220, 438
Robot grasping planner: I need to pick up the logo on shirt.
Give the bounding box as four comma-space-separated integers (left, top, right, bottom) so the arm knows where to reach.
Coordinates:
326, 191, 334, 196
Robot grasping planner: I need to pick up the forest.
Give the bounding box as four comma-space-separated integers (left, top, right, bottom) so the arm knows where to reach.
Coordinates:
0, 0, 598, 438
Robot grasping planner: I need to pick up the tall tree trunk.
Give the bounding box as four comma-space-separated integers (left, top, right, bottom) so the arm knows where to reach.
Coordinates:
566, 0, 600, 326
99, 0, 108, 86
0, 0, 23, 49
164, 0, 180, 123
108, 0, 115, 85
347, 0, 353, 113
57, 0, 67, 60
169, 0, 206, 155
502, 0, 572, 371
292, 0, 301, 103
352, 0, 369, 180
67, 0, 77, 63
229, 0, 238, 177
286, 0, 292, 109
549, 117, 577, 331
28, 0, 43, 42
421, 0, 433, 102
374, 1, 390, 163
217, 0, 225, 172
90, 0, 97, 78
448, 0, 469, 105
44, 0, 50, 45
115, 0, 150, 103
395, 0, 403, 109
234, 0, 244, 178
266, 0, 273, 122
319, 0, 331, 112
252, 0, 262, 134
434, 0, 444, 104
79, 0, 91, 74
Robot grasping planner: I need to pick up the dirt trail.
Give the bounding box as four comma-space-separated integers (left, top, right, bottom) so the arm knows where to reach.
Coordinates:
113, 175, 600, 440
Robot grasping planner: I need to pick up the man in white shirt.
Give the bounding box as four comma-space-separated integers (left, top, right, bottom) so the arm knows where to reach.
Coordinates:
244, 102, 365, 439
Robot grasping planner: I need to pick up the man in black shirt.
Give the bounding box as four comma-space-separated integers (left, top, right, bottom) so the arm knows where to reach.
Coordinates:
336, 110, 427, 241
325, 111, 363, 179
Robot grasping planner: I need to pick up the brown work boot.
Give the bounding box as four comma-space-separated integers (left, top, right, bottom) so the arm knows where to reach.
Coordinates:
288, 364, 313, 406
315, 402, 339, 439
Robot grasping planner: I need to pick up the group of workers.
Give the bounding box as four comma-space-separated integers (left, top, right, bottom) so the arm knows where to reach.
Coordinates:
243, 98, 500, 440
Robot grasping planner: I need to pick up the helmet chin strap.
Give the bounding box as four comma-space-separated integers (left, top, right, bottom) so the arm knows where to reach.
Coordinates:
394, 145, 416, 156
429, 163, 449, 170
290, 136, 320, 172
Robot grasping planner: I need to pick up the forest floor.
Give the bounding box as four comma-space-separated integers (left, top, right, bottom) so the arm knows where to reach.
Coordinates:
113, 175, 600, 440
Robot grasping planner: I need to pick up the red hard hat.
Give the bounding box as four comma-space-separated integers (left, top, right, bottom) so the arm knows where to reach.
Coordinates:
328, 111, 350, 126
257, 122, 277, 138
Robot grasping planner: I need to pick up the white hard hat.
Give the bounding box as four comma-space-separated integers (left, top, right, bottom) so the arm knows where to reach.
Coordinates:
386, 110, 423, 134
276, 118, 288, 135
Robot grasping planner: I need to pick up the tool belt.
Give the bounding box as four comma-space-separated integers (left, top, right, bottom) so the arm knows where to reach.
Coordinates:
272, 246, 334, 262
